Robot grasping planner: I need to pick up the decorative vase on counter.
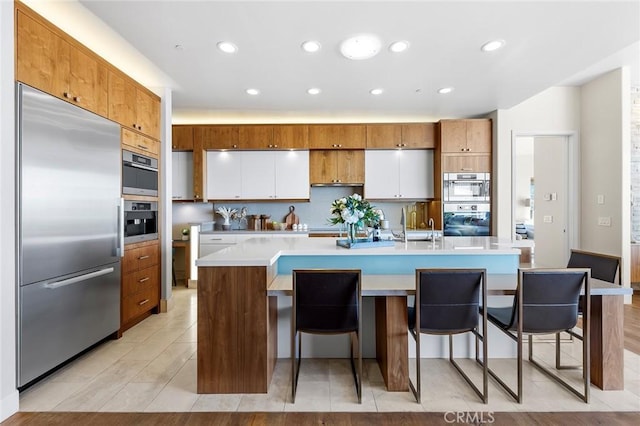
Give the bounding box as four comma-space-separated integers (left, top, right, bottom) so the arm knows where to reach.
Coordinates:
347, 223, 358, 244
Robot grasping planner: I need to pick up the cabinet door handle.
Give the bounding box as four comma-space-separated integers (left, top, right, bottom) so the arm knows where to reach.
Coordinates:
232, 144, 238, 149
73, 96, 80, 102
273, 144, 278, 148
133, 123, 137, 128
137, 144, 149, 150
138, 255, 150, 260
63, 92, 71, 99
138, 277, 150, 283
138, 299, 150, 306
460, 168, 472, 171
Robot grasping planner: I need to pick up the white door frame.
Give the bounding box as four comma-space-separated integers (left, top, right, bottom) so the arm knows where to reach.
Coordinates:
511, 131, 580, 264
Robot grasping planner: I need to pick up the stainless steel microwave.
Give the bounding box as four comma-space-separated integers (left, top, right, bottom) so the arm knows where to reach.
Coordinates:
122, 150, 158, 197
443, 172, 490, 203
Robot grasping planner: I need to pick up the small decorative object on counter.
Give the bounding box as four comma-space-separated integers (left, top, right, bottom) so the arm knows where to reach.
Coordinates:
373, 224, 381, 242
284, 205, 300, 230
329, 193, 381, 246
215, 206, 237, 231
181, 227, 190, 241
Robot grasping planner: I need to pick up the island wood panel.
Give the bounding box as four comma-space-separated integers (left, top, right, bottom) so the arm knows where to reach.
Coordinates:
590, 295, 625, 390
197, 266, 274, 393
375, 296, 409, 391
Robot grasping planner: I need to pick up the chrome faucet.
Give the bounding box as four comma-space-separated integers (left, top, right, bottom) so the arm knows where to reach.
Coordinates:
428, 218, 435, 237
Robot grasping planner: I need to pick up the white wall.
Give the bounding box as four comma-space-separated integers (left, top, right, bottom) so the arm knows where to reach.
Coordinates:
493, 87, 582, 240
0, 1, 18, 421
580, 68, 630, 288
514, 136, 534, 224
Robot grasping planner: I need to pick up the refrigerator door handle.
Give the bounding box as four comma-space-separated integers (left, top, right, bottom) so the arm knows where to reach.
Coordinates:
43, 267, 115, 290
118, 197, 125, 257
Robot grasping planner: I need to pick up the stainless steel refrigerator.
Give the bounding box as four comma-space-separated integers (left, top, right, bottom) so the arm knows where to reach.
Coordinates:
16, 83, 123, 388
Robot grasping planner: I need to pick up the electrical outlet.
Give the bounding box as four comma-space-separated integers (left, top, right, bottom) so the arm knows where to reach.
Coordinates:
543, 215, 553, 223
597, 217, 611, 226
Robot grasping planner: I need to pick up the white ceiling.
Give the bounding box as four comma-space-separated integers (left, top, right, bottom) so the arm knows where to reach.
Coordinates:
42, 1, 640, 123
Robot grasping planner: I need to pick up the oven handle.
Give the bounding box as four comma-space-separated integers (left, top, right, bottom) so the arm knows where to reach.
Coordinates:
124, 161, 158, 173
118, 197, 125, 257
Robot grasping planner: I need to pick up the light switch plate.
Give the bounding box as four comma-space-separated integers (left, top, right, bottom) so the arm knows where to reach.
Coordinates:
597, 195, 605, 204
543, 215, 553, 223
598, 216, 611, 226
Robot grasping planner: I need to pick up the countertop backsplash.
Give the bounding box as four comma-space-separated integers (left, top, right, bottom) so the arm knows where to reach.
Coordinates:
172, 186, 417, 238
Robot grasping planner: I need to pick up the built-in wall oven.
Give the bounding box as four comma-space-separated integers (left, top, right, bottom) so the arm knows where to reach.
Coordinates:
122, 150, 158, 197
124, 201, 158, 243
443, 203, 491, 236
443, 172, 490, 203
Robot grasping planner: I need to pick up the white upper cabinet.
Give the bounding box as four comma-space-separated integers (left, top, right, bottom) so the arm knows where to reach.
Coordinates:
365, 150, 433, 199
206, 151, 242, 200
274, 150, 309, 199
206, 151, 309, 200
172, 151, 194, 200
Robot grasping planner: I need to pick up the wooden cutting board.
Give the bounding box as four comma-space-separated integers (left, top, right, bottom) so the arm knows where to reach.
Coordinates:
284, 205, 299, 229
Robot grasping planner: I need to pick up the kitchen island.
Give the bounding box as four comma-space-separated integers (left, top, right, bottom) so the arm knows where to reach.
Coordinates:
195, 237, 630, 394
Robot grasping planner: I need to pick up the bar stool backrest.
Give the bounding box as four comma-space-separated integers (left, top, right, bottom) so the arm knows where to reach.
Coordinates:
509, 269, 587, 333
293, 270, 360, 333
567, 249, 620, 284
417, 269, 484, 334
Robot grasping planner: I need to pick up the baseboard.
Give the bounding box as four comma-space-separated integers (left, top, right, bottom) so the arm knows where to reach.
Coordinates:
160, 294, 175, 313
0, 389, 19, 422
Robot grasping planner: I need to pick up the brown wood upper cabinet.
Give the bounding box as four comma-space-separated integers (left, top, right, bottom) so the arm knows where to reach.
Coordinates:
16, 9, 108, 117
309, 150, 364, 185
308, 125, 366, 149
196, 125, 239, 150
272, 125, 309, 149
122, 128, 160, 158
366, 123, 436, 149
239, 125, 273, 149
440, 119, 491, 153
172, 126, 194, 150
108, 70, 161, 141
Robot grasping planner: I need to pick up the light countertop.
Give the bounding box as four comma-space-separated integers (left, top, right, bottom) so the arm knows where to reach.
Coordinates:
195, 236, 522, 267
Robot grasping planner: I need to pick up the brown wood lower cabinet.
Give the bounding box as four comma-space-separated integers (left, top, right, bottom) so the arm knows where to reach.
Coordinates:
198, 266, 277, 393
121, 240, 160, 333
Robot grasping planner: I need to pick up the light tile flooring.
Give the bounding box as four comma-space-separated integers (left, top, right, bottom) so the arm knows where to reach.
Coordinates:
19, 288, 640, 413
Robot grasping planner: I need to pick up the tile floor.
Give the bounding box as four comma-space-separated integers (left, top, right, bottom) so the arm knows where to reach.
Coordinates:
19, 287, 640, 412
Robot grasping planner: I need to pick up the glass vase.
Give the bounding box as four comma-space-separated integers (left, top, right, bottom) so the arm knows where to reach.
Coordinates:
348, 223, 357, 244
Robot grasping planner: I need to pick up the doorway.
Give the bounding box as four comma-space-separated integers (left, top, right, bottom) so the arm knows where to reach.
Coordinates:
512, 133, 579, 267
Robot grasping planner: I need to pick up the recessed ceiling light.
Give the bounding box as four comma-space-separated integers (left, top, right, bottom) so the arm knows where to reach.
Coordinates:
217, 41, 238, 54
246, 88, 260, 96
307, 88, 321, 95
481, 39, 505, 52
370, 88, 384, 95
389, 40, 410, 53
340, 34, 381, 60
438, 87, 454, 94
301, 40, 321, 53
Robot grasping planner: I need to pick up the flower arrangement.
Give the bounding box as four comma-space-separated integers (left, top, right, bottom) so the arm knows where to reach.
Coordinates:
329, 194, 380, 242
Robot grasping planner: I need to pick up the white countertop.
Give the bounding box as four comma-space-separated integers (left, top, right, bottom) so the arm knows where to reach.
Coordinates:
195, 236, 522, 267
